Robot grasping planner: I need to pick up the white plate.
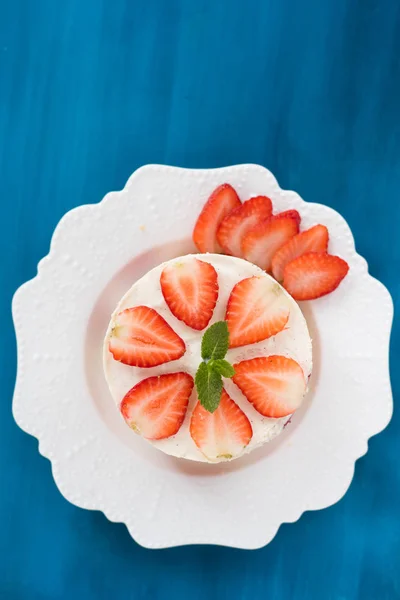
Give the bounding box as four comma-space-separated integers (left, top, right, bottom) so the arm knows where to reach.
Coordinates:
12, 164, 393, 549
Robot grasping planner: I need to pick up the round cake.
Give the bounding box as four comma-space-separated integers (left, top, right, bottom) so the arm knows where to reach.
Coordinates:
103, 253, 312, 462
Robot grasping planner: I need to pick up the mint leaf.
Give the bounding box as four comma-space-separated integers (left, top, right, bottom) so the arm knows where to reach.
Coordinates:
195, 362, 223, 413
208, 359, 235, 378
201, 321, 229, 361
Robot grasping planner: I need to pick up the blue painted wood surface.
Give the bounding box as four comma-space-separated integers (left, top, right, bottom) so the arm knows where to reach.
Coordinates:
1, 1, 399, 598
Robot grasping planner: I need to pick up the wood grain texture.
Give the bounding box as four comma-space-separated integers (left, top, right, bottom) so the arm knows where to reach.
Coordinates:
1, 0, 399, 598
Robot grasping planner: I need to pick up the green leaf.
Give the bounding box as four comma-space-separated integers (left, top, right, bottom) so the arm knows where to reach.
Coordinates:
208, 359, 235, 378
195, 362, 223, 413
201, 321, 229, 361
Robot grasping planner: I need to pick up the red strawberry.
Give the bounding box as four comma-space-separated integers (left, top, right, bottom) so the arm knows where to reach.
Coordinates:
160, 258, 218, 330
225, 276, 290, 348
121, 372, 194, 440
283, 252, 349, 300
109, 306, 185, 367
275, 209, 301, 227
216, 195, 273, 257
193, 184, 241, 253
242, 215, 299, 272
271, 224, 329, 282
233, 356, 306, 418
190, 389, 252, 460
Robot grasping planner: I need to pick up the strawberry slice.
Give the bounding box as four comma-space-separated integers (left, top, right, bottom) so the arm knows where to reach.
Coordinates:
193, 184, 241, 253
121, 372, 194, 440
216, 195, 273, 257
275, 209, 301, 227
225, 276, 290, 348
242, 215, 299, 271
233, 356, 306, 418
190, 389, 252, 460
271, 224, 329, 282
283, 252, 349, 300
109, 306, 185, 367
160, 258, 218, 330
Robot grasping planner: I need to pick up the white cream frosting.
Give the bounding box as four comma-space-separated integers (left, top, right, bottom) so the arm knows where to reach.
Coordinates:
103, 253, 312, 462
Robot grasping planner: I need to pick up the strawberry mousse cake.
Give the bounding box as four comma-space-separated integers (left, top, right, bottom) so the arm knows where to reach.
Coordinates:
103, 253, 313, 463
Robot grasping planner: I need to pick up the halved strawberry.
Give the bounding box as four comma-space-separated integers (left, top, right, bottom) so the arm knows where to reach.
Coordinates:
275, 209, 301, 227
193, 184, 241, 253
121, 372, 194, 440
242, 215, 299, 271
190, 389, 252, 460
160, 258, 218, 330
216, 195, 273, 257
225, 276, 290, 348
271, 224, 329, 282
233, 356, 306, 418
109, 306, 185, 367
283, 252, 349, 300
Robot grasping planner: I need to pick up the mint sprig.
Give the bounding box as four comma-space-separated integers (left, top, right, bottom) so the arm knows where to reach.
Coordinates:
195, 321, 235, 413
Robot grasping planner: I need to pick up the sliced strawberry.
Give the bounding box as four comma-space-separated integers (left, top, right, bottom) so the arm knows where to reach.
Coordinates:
160, 258, 218, 330
242, 215, 299, 271
190, 389, 252, 460
109, 306, 185, 367
216, 195, 273, 257
233, 356, 306, 418
225, 276, 290, 348
283, 252, 349, 300
121, 372, 194, 440
271, 224, 329, 282
275, 209, 301, 227
193, 184, 241, 253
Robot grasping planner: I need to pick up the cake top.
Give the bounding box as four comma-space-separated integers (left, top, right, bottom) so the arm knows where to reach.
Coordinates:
103, 253, 312, 462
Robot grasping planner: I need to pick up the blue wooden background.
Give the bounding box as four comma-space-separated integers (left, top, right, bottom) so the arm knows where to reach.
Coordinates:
1, 1, 399, 598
